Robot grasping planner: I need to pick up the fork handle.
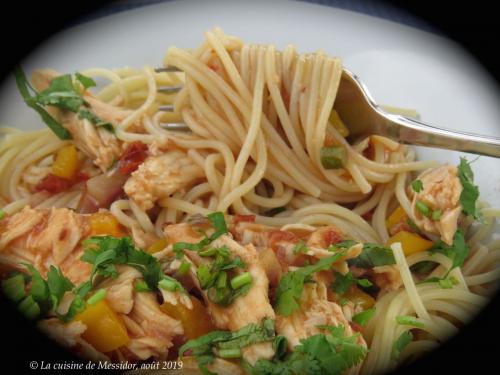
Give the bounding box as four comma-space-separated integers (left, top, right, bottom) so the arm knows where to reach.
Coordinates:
381, 113, 500, 158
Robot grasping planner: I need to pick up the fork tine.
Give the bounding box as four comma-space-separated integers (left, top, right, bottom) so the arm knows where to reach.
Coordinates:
159, 123, 190, 131
155, 66, 182, 73
158, 85, 183, 94
159, 104, 175, 112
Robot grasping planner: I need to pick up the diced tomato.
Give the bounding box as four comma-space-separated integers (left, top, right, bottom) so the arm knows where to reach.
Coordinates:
350, 321, 364, 333
323, 228, 343, 246
268, 230, 298, 250
118, 141, 148, 175
35, 174, 73, 194
35, 171, 89, 194
233, 214, 256, 225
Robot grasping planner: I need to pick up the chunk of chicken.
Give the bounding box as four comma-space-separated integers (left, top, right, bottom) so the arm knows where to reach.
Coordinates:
100, 266, 142, 315
163, 224, 275, 364
120, 292, 183, 360
411, 165, 463, 245
276, 276, 365, 348
38, 318, 110, 362
32, 70, 127, 172
0, 206, 91, 283
124, 150, 204, 211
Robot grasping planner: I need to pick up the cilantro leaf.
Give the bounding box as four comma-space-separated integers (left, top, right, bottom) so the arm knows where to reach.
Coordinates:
332, 271, 372, 296
173, 212, 228, 257
78, 109, 114, 133
46, 265, 74, 307
75, 72, 96, 89
457, 157, 480, 219
35, 74, 85, 112
411, 179, 423, 193
429, 229, 469, 272
352, 308, 376, 326
275, 252, 346, 316
348, 243, 396, 268
180, 319, 277, 371
252, 324, 367, 375
13, 67, 72, 140
0, 209, 5, 220
392, 331, 413, 361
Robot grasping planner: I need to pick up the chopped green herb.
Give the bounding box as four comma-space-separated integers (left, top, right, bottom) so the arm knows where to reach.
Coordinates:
415, 200, 431, 217
410, 261, 438, 275
411, 179, 423, 193
419, 275, 459, 289
134, 280, 152, 292
431, 209, 442, 221
429, 229, 469, 272
328, 240, 357, 252
348, 243, 396, 268
352, 308, 375, 326
75, 72, 96, 89
252, 324, 367, 375
86, 289, 106, 305
1, 273, 26, 303
331, 271, 372, 296
292, 241, 308, 254
392, 331, 413, 361
0, 209, 5, 220
218, 348, 242, 359
173, 212, 228, 257
320, 146, 347, 169
176, 261, 191, 276
230, 272, 253, 290
275, 251, 346, 316
407, 219, 421, 233
457, 157, 480, 219
78, 109, 114, 133
396, 315, 425, 329
180, 318, 276, 371
18, 295, 41, 320
14, 67, 72, 140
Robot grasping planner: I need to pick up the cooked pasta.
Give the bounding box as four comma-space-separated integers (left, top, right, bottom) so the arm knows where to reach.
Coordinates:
0, 29, 498, 375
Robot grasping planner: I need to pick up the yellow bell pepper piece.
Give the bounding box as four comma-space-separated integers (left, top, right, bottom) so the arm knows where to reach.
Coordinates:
385, 206, 408, 230
329, 109, 350, 138
52, 145, 79, 179
160, 297, 215, 339
74, 300, 129, 352
344, 287, 375, 310
90, 212, 124, 237
386, 231, 433, 256
147, 238, 169, 254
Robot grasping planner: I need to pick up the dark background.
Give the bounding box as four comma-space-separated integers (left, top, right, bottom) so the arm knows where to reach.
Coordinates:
1, 0, 498, 373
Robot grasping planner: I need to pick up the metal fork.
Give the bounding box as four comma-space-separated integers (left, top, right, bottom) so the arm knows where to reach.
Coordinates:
156, 66, 500, 158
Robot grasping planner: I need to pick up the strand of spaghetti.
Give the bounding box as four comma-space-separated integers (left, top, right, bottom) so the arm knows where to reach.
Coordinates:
110, 200, 139, 228
392, 242, 430, 320
158, 197, 212, 216
129, 199, 155, 233
218, 47, 267, 212
372, 180, 396, 243
353, 184, 385, 215
292, 203, 380, 242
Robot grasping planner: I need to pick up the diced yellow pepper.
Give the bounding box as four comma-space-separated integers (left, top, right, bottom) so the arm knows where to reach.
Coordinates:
74, 300, 129, 352
386, 231, 433, 256
160, 297, 215, 339
385, 206, 408, 230
329, 109, 350, 138
344, 287, 375, 310
90, 212, 124, 237
147, 238, 169, 254
52, 145, 79, 179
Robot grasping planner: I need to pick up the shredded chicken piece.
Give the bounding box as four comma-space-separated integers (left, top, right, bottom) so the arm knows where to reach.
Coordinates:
38, 318, 109, 362
122, 292, 183, 360
100, 266, 142, 315
276, 276, 366, 374
411, 165, 463, 245
124, 150, 204, 211
0, 207, 91, 283
31, 70, 126, 171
